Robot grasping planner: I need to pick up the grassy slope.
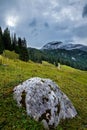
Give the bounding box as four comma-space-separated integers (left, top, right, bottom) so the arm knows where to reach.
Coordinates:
0, 56, 87, 130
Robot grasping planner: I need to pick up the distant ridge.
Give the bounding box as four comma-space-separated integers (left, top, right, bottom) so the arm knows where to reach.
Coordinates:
42, 41, 87, 52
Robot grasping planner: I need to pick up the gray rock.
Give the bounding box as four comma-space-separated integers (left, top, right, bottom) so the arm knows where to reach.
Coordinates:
13, 77, 77, 129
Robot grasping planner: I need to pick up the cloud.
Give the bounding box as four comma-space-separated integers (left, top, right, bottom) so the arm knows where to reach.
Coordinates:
0, 0, 87, 48
82, 4, 87, 17
29, 18, 37, 27
72, 37, 87, 45
72, 23, 87, 38
44, 22, 49, 28
55, 25, 68, 31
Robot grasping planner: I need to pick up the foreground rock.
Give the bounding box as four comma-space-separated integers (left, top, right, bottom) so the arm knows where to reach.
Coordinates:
13, 77, 77, 129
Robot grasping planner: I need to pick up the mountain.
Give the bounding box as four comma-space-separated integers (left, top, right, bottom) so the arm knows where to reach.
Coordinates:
42, 41, 87, 52
28, 41, 87, 70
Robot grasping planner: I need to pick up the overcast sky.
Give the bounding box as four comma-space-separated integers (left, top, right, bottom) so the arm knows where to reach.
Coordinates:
0, 0, 87, 48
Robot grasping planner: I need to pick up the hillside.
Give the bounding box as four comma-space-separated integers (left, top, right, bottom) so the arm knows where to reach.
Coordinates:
0, 55, 87, 130
28, 47, 87, 70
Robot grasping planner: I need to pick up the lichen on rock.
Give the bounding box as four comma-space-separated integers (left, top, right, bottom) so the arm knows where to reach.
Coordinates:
13, 77, 77, 129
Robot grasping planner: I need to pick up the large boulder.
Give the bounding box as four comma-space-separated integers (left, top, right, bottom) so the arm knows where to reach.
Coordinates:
13, 77, 77, 129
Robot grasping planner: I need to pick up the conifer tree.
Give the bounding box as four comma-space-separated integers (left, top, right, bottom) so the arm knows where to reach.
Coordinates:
11, 33, 17, 51
0, 27, 4, 54
3, 27, 11, 50
18, 37, 29, 61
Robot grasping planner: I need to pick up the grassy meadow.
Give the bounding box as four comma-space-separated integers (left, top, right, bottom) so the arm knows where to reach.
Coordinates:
0, 55, 87, 130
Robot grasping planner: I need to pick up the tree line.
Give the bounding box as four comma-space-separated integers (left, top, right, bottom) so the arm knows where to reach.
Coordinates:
0, 27, 29, 61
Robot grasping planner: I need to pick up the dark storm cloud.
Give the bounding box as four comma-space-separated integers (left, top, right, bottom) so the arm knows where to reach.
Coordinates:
0, 0, 87, 48
82, 4, 87, 17
44, 22, 49, 28
30, 28, 39, 37
29, 19, 37, 27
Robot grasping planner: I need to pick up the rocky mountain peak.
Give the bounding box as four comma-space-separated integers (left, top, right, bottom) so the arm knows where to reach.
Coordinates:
42, 41, 87, 52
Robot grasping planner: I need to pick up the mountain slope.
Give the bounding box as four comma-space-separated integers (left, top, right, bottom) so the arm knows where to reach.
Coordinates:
42, 49, 87, 70
0, 55, 87, 130
28, 43, 87, 70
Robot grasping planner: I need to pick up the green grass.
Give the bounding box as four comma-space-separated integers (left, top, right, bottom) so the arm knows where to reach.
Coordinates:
2, 50, 19, 60
0, 56, 87, 130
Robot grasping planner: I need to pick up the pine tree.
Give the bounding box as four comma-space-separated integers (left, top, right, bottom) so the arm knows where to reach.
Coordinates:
0, 27, 4, 54
3, 27, 11, 50
21, 38, 29, 61
0, 27, 29, 62
18, 37, 29, 61
11, 33, 17, 50
22, 38, 27, 48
